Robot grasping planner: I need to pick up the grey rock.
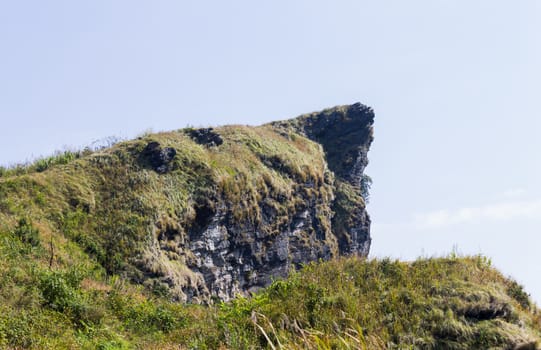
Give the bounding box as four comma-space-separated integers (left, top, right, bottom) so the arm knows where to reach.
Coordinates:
141, 141, 177, 173
188, 128, 224, 147
138, 103, 374, 302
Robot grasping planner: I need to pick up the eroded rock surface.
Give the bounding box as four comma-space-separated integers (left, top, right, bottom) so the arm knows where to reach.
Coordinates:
140, 141, 177, 173
271, 102, 375, 256
188, 128, 224, 147
140, 103, 375, 302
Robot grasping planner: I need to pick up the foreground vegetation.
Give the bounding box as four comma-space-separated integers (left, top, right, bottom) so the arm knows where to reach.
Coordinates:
0, 236, 539, 349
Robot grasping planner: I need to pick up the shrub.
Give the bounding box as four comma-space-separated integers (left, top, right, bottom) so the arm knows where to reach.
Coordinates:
108, 291, 186, 334
13, 218, 40, 247
0, 311, 34, 348
507, 280, 531, 310
39, 271, 81, 313
37, 269, 104, 327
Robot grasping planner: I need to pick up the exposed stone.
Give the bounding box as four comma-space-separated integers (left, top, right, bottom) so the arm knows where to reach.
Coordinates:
141, 141, 177, 173
289, 102, 375, 187
137, 103, 374, 302
189, 128, 224, 147
271, 103, 375, 256
183, 183, 335, 302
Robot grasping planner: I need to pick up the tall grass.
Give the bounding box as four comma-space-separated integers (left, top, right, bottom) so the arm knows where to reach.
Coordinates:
0, 136, 123, 178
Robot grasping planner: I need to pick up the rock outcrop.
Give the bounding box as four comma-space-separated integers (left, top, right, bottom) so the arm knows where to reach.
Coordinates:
188, 127, 224, 147
140, 141, 177, 173
143, 103, 375, 301
271, 102, 374, 256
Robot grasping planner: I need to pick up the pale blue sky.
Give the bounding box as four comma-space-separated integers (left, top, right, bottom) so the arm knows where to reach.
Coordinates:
1, 1, 540, 302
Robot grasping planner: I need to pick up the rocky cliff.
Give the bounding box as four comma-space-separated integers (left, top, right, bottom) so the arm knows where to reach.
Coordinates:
2, 103, 541, 350
0, 103, 374, 303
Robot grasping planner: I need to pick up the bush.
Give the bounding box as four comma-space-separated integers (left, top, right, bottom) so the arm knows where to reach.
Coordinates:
108, 291, 186, 334
507, 280, 531, 310
13, 218, 40, 247
38, 269, 103, 327
126, 302, 185, 333
0, 311, 34, 348
39, 271, 82, 313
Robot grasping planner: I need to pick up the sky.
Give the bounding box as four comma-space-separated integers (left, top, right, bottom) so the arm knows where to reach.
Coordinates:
1, 1, 540, 303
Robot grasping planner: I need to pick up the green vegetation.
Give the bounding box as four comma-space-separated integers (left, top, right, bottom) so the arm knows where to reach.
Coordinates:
0, 118, 539, 348
0, 136, 122, 178
0, 243, 539, 349
0, 149, 92, 178
13, 218, 41, 247
214, 255, 541, 349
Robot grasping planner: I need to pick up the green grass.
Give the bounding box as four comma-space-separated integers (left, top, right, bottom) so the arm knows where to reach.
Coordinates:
0, 117, 539, 348
0, 124, 336, 292
0, 184, 540, 348
214, 255, 541, 349
0, 149, 93, 178
0, 247, 539, 349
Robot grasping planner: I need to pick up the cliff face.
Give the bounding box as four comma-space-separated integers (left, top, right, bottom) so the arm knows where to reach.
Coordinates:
181, 103, 375, 301
4, 104, 541, 350
271, 102, 374, 256
0, 103, 374, 303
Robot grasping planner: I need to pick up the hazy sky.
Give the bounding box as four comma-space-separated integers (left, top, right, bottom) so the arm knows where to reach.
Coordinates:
1, 1, 540, 302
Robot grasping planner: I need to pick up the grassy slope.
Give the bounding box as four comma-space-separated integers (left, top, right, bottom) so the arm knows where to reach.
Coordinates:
0, 126, 540, 349
0, 125, 332, 301
0, 247, 539, 348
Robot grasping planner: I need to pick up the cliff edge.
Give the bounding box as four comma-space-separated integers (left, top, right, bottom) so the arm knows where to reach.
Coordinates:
0, 103, 374, 303
1, 104, 540, 350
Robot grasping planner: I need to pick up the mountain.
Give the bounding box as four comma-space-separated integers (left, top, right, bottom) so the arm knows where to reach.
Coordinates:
1, 103, 539, 349
0, 103, 373, 303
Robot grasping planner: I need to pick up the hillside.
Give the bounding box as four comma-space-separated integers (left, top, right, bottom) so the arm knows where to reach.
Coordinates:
0, 252, 539, 348
0, 103, 539, 349
0, 103, 373, 303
